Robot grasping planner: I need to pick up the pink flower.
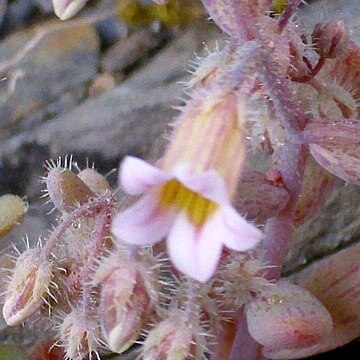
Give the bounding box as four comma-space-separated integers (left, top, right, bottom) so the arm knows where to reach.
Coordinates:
112, 156, 262, 282
112, 94, 262, 282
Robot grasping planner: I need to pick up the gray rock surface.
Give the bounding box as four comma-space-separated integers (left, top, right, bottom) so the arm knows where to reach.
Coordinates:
0, 0, 6, 29
286, 182, 360, 273
0, 21, 99, 136
0, 22, 219, 198
101, 30, 161, 73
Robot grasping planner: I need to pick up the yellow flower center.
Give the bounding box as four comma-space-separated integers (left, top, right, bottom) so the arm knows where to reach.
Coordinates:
159, 180, 218, 226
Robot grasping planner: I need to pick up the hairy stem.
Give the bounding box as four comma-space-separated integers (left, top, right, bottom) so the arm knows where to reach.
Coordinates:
229, 144, 307, 360
40, 194, 114, 261
229, 47, 309, 358
81, 209, 111, 310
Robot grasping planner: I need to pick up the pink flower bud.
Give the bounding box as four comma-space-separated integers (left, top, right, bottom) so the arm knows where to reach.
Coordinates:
59, 309, 99, 360
143, 311, 199, 360
3, 249, 53, 326
312, 20, 350, 59
53, 0, 89, 20
246, 281, 332, 350
94, 255, 158, 354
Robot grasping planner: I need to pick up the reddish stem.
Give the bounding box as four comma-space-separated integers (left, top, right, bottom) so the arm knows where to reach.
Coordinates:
278, 0, 302, 31
262, 215, 293, 281
229, 45, 309, 357
229, 310, 263, 360
292, 56, 326, 83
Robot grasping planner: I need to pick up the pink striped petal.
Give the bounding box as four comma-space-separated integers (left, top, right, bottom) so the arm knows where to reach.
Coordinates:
172, 165, 229, 204
219, 206, 263, 251
119, 156, 170, 196
167, 212, 223, 282
111, 192, 176, 246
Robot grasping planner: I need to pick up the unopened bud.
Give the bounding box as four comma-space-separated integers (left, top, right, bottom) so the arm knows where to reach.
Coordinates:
77, 168, 111, 194
59, 309, 99, 360
53, 0, 89, 20
46, 167, 95, 212
0, 194, 27, 238
143, 313, 193, 360
94, 256, 157, 354
312, 20, 349, 59
3, 249, 53, 326
246, 280, 332, 350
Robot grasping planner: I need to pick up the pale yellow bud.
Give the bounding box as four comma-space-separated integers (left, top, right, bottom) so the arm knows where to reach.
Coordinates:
0, 195, 27, 238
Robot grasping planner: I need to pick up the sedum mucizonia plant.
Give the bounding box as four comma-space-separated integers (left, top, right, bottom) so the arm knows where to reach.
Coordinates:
2, 0, 360, 359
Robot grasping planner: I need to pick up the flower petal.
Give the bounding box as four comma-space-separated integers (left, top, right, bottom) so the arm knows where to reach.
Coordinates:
53, 0, 88, 20
111, 192, 175, 246
219, 206, 263, 251
167, 212, 223, 282
119, 156, 170, 196
172, 165, 228, 204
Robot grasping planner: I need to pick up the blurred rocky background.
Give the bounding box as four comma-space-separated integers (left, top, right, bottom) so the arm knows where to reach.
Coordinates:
0, 0, 359, 358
